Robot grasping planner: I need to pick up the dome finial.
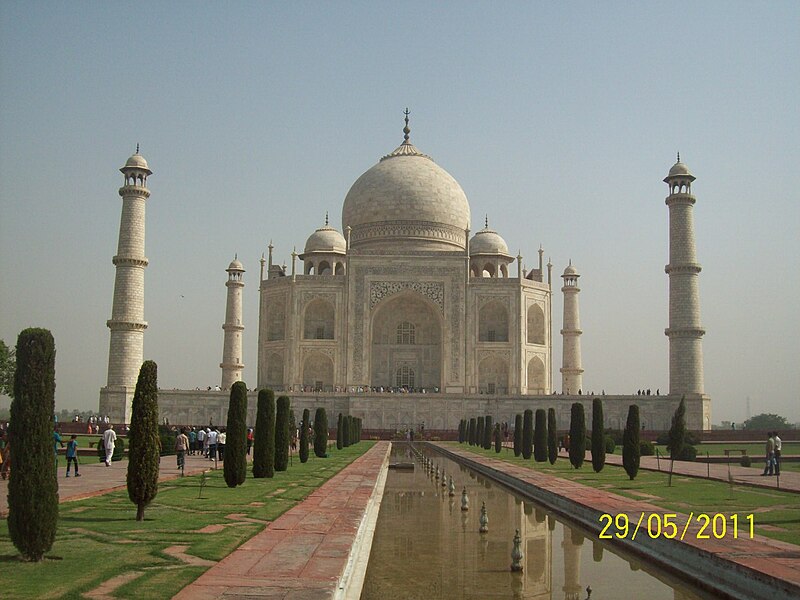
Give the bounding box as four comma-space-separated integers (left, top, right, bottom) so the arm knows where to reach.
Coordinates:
234, 253, 238, 260
677, 151, 680, 163
403, 108, 411, 142
485, 214, 489, 229
136, 143, 140, 155
325, 211, 329, 226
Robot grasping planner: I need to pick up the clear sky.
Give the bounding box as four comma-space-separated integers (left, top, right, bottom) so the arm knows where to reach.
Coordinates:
1, 2, 798, 424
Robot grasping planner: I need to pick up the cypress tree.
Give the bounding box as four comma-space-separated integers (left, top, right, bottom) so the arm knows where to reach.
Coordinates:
336, 412, 343, 450
274, 396, 290, 471
522, 409, 533, 459
342, 414, 351, 447
547, 408, 558, 465
252, 388, 275, 478
591, 398, 606, 473
623, 404, 641, 480
483, 415, 493, 450
314, 407, 328, 457
8, 328, 58, 561
356, 417, 361, 443
127, 360, 161, 521
513, 413, 522, 457
569, 403, 586, 469
667, 396, 687, 460
223, 382, 248, 488
299, 408, 310, 463
534, 409, 547, 462
476, 416, 485, 449
469, 417, 477, 445
458, 419, 464, 443
494, 423, 502, 453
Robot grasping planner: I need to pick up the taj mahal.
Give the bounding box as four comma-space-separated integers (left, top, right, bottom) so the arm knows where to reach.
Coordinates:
99, 114, 711, 431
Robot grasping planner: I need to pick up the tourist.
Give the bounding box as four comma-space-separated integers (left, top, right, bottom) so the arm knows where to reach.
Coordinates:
773, 431, 782, 476
197, 427, 206, 457
65, 435, 81, 477
53, 427, 64, 469
188, 427, 197, 455
762, 432, 775, 476
0, 431, 9, 480
175, 428, 189, 470
207, 427, 218, 461
217, 428, 226, 461
103, 424, 117, 467
246, 428, 254, 456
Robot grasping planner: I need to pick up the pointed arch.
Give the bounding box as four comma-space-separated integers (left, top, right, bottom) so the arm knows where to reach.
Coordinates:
303, 298, 335, 339
527, 356, 545, 394
265, 352, 284, 389
302, 352, 334, 391
479, 300, 509, 342
527, 304, 545, 345
478, 355, 508, 394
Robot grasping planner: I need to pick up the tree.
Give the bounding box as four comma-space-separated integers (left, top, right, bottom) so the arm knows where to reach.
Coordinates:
483, 415, 493, 450
0, 338, 15, 399
667, 396, 686, 460
274, 396, 290, 471
342, 414, 351, 448
223, 381, 248, 488
494, 423, 502, 453
476, 417, 485, 450
743, 413, 790, 431
569, 403, 586, 469
534, 409, 547, 462
522, 409, 533, 459
336, 412, 343, 449
299, 408, 310, 463
547, 408, 558, 465
623, 404, 641, 480
314, 407, 328, 457
513, 414, 522, 457
8, 328, 57, 561
127, 360, 161, 521
252, 389, 275, 478
591, 398, 605, 473
469, 418, 477, 446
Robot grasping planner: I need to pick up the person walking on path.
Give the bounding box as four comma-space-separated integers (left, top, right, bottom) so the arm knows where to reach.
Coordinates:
65, 434, 81, 477
773, 431, 782, 476
217, 428, 226, 462
762, 432, 775, 476
54, 427, 64, 469
207, 427, 218, 462
188, 427, 197, 455
246, 428, 254, 456
175, 428, 189, 471
197, 427, 206, 457
103, 424, 117, 467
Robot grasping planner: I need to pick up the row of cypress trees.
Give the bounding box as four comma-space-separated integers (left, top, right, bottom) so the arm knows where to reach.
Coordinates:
337, 413, 362, 448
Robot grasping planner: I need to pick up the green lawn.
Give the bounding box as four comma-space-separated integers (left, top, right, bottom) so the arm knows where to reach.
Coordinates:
453, 443, 800, 546
692, 442, 800, 457
1, 441, 374, 599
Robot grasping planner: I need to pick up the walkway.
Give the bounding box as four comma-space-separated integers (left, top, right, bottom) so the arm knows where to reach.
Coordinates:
442, 443, 800, 598
0, 452, 238, 517
174, 441, 390, 600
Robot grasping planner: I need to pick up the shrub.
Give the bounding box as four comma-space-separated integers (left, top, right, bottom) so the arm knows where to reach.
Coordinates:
223, 381, 248, 488
639, 440, 655, 456
522, 410, 533, 459
623, 405, 640, 480
336, 413, 343, 450
740, 455, 752, 467
252, 389, 275, 478
8, 328, 58, 561
667, 396, 687, 460
591, 398, 605, 473
547, 408, 558, 465
314, 407, 328, 457
534, 409, 547, 462
494, 423, 502, 453
342, 415, 351, 448
458, 419, 465, 443
483, 415, 493, 450
469, 418, 477, 446
274, 396, 290, 471
513, 414, 522, 457
127, 360, 161, 521
158, 425, 176, 456
604, 435, 616, 454
677, 445, 697, 462
97, 437, 125, 462
299, 408, 310, 463
476, 417, 485, 450
569, 403, 586, 469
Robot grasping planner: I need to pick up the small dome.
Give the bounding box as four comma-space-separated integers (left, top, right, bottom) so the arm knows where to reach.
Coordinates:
122, 153, 151, 173
664, 155, 695, 182
469, 226, 509, 256
563, 262, 579, 276
303, 225, 346, 255
227, 258, 244, 272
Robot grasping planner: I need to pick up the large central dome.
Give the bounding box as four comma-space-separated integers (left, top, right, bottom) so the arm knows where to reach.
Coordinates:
342, 123, 471, 252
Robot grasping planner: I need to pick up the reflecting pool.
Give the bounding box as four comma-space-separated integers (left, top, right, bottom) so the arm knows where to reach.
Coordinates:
361, 444, 715, 599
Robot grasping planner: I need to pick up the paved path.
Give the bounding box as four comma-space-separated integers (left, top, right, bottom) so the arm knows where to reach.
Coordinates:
174, 441, 390, 600
0, 452, 234, 517
445, 444, 800, 597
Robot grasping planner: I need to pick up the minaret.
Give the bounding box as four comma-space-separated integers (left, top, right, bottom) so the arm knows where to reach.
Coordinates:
560, 261, 583, 394
100, 149, 151, 423
664, 155, 705, 395
220, 256, 245, 390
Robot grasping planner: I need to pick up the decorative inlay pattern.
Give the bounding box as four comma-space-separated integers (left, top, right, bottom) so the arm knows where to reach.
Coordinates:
369, 281, 444, 312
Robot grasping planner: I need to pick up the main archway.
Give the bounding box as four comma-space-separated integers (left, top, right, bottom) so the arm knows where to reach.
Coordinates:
369, 292, 442, 391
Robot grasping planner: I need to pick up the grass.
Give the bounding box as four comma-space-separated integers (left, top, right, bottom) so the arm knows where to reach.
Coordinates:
692, 442, 800, 457
0, 441, 374, 599
452, 443, 800, 546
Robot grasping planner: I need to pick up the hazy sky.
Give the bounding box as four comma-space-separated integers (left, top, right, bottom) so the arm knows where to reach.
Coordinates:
1, 3, 798, 423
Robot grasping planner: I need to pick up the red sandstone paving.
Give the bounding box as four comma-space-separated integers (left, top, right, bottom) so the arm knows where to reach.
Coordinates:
174, 441, 389, 600
443, 444, 800, 591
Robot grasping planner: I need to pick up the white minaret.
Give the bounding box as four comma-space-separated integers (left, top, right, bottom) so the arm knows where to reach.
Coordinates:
560, 261, 583, 394
664, 155, 705, 395
100, 149, 151, 423
220, 256, 245, 389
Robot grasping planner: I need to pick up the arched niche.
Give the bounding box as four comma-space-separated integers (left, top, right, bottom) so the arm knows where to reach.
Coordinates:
265, 352, 284, 389
302, 352, 333, 391
479, 300, 509, 342
478, 355, 508, 394
303, 298, 335, 339
527, 356, 546, 394
527, 304, 545, 345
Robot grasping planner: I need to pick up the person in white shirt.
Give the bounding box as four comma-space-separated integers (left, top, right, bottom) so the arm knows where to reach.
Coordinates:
103, 425, 117, 467
774, 431, 782, 476
196, 427, 206, 457
207, 428, 218, 461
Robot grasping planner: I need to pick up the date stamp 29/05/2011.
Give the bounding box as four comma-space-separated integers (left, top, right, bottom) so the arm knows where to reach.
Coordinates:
599, 513, 754, 541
